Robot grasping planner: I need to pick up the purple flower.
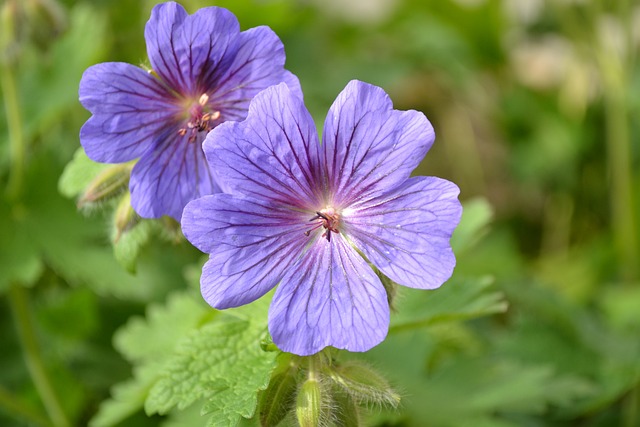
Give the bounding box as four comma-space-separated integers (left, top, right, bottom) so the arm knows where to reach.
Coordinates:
182, 81, 462, 356
78, 2, 301, 220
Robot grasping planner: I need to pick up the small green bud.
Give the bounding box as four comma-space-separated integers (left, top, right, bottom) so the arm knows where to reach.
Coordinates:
113, 192, 139, 242
296, 378, 323, 427
78, 163, 132, 208
328, 361, 400, 408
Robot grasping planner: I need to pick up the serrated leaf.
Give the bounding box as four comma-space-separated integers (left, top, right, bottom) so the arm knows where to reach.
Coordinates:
390, 276, 508, 332
160, 402, 208, 427
58, 148, 109, 199
145, 300, 278, 426
114, 292, 210, 365
91, 293, 210, 426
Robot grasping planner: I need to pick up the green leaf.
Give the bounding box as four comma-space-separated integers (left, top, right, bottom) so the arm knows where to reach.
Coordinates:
145, 300, 278, 426
0, 198, 43, 292
91, 293, 210, 426
390, 275, 508, 332
450, 197, 493, 254
19, 4, 108, 141
90, 364, 160, 427
160, 402, 208, 427
58, 148, 109, 199
112, 219, 153, 274
114, 292, 210, 365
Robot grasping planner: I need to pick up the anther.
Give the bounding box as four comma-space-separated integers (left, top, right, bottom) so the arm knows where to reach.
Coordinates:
304, 209, 340, 242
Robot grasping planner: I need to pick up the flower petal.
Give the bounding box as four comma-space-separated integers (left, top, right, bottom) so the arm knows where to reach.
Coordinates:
182, 194, 309, 309
209, 26, 302, 122
79, 62, 177, 163
129, 132, 217, 220
145, 2, 240, 94
204, 83, 322, 209
345, 176, 462, 290
269, 238, 390, 356
321, 80, 434, 207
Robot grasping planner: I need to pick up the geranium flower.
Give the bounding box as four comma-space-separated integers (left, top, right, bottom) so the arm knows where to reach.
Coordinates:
79, 2, 300, 219
182, 81, 462, 355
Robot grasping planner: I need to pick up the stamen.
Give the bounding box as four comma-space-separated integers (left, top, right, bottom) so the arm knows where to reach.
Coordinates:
178, 95, 221, 142
304, 208, 340, 242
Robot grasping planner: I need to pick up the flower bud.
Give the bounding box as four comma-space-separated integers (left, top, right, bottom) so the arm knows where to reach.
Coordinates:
78, 163, 132, 208
333, 392, 362, 426
113, 192, 139, 242
296, 378, 323, 427
259, 369, 298, 426
0, 0, 23, 65
24, 0, 67, 49
328, 361, 400, 408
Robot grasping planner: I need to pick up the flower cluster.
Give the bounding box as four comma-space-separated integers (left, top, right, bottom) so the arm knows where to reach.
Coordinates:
80, 2, 462, 356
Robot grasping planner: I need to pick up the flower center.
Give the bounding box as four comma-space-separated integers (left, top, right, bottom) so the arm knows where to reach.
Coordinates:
304, 207, 341, 242
177, 93, 221, 143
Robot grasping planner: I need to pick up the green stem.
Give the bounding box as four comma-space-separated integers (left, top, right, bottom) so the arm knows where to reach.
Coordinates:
1, 63, 25, 199
8, 285, 71, 427
0, 385, 53, 427
598, 56, 638, 281
623, 380, 639, 427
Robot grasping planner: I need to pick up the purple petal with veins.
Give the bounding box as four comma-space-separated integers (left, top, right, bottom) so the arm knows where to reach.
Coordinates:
183, 81, 462, 355
79, 1, 301, 220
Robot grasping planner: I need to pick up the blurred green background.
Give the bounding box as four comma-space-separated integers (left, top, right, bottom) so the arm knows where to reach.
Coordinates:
1, 0, 639, 426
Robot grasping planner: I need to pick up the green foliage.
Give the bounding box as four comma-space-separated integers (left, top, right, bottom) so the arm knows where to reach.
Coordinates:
58, 148, 109, 199
92, 293, 278, 427
2, 1, 640, 427
450, 197, 493, 254
390, 275, 507, 332
147, 307, 277, 425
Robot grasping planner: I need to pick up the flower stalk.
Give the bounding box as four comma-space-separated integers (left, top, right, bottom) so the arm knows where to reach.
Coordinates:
598, 55, 638, 281
1, 63, 25, 200
8, 285, 71, 427
0, 385, 53, 427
